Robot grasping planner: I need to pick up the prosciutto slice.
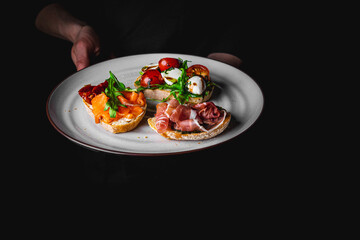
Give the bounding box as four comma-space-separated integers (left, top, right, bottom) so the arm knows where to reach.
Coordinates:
164, 99, 180, 118
170, 105, 192, 122
155, 102, 170, 133
154, 100, 224, 133
174, 119, 205, 132
192, 102, 221, 120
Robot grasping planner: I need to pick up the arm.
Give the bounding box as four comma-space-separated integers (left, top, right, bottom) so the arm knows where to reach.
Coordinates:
35, 3, 100, 70
35, 3, 85, 42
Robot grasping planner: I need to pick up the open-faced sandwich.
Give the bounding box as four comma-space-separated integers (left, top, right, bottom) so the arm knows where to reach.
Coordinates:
134, 57, 217, 104
78, 71, 146, 133
148, 99, 231, 140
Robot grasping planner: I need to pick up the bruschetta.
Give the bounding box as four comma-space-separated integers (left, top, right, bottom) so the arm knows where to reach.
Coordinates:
148, 99, 231, 140
78, 71, 147, 133
134, 57, 216, 104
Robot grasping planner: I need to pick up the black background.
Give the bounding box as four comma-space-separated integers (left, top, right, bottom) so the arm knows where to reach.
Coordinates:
21, 1, 320, 195
6, 3, 355, 232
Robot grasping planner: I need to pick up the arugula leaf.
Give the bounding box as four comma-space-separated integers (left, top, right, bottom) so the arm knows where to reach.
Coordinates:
178, 58, 190, 69
157, 68, 202, 104
162, 67, 174, 74
109, 107, 117, 118
103, 71, 136, 118
109, 71, 125, 91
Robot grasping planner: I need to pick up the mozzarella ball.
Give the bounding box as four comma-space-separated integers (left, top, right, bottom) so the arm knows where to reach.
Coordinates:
161, 68, 182, 85
187, 76, 206, 95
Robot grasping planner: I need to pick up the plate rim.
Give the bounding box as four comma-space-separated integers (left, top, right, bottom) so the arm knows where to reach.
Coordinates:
46, 53, 264, 156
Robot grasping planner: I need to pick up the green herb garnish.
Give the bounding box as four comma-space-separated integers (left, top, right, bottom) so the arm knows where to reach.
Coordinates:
158, 60, 199, 104
103, 71, 137, 118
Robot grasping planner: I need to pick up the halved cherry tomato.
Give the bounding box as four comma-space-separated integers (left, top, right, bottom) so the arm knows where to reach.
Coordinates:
158, 58, 181, 72
186, 64, 210, 81
140, 69, 165, 87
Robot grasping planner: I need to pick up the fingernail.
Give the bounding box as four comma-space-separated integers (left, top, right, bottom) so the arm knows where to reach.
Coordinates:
77, 63, 85, 71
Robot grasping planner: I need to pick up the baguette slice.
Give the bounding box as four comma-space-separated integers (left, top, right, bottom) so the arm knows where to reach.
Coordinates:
134, 76, 213, 104
147, 111, 231, 140
83, 100, 146, 133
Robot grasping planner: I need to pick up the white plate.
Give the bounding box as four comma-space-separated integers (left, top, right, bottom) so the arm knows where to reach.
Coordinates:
46, 53, 264, 155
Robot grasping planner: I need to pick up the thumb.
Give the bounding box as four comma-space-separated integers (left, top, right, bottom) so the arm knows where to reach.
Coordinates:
71, 41, 91, 71
75, 57, 90, 71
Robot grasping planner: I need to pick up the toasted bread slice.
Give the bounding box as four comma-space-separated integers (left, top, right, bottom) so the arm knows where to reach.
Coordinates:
147, 112, 231, 140
83, 100, 146, 133
134, 76, 213, 104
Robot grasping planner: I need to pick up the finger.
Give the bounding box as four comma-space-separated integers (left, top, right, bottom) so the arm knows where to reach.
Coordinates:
94, 46, 101, 57
76, 58, 89, 71
207, 52, 242, 69
71, 41, 90, 71
82, 25, 101, 57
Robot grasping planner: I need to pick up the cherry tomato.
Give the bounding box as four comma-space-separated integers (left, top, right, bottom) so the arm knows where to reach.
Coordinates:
186, 64, 210, 81
140, 69, 165, 87
158, 58, 181, 72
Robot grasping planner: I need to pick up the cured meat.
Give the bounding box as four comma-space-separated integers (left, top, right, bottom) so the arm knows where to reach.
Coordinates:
154, 100, 224, 133
90, 90, 146, 124
118, 91, 143, 106
165, 99, 180, 118
155, 102, 170, 133
174, 119, 202, 132
169, 105, 192, 122
78, 80, 108, 104
168, 99, 180, 108
155, 102, 168, 117
192, 102, 221, 120
156, 99, 182, 133
192, 102, 225, 126
91, 92, 111, 124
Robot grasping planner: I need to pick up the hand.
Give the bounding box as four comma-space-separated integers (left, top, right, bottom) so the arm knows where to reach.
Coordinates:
207, 53, 242, 69
71, 26, 100, 71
